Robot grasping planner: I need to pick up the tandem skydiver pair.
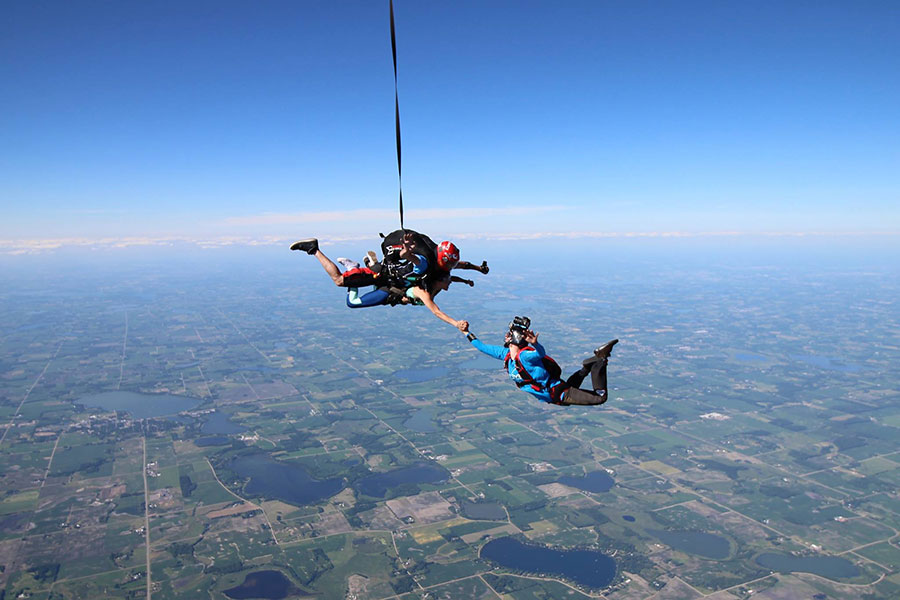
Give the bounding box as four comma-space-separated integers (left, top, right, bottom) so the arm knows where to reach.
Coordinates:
291, 229, 488, 332
291, 233, 618, 408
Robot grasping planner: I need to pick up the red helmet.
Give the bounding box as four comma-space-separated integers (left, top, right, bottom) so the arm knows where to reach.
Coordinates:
436, 241, 460, 270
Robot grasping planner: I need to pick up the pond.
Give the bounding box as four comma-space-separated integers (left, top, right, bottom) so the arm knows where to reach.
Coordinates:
481, 536, 616, 589
229, 455, 344, 506
202, 411, 246, 435
78, 391, 202, 419
557, 470, 615, 493
460, 353, 503, 370
393, 366, 450, 382
403, 408, 438, 433
622, 515, 636, 522
356, 463, 450, 498
461, 501, 506, 520
223, 570, 305, 599
756, 553, 860, 579
647, 529, 730, 559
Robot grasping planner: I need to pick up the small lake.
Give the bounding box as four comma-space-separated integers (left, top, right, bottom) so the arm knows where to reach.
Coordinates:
461, 501, 506, 520
223, 570, 304, 599
202, 412, 246, 435
622, 515, 636, 522
195, 436, 230, 447
230, 455, 344, 506
790, 354, 861, 373
557, 471, 615, 493
756, 553, 860, 579
79, 391, 202, 419
404, 408, 438, 433
460, 353, 503, 370
481, 536, 616, 589
356, 463, 449, 498
393, 366, 450, 382
648, 529, 730, 559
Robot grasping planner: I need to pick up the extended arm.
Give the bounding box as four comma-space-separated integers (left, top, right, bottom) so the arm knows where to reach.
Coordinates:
455, 260, 489, 274
409, 287, 467, 331
450, 275, 474, 287
465, 333, 508, 360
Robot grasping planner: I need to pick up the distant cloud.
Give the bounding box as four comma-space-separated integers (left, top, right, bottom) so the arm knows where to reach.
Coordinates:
2, 230, 897, 255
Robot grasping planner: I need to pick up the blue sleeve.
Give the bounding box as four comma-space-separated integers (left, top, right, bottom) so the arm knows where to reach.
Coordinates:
412, 254, 428, 275
470, 337, 507, 360
531, 341, 547, 357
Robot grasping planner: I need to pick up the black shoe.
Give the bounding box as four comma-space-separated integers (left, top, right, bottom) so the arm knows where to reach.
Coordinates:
290, 238, 319, 255
593, 339, 619, 360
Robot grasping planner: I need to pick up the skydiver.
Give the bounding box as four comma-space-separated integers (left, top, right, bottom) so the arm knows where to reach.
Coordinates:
461, 316, 618, 406
290, 236, 469, 331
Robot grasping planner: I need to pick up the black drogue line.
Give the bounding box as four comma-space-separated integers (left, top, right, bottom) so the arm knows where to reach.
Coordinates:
389, 0, 405, 231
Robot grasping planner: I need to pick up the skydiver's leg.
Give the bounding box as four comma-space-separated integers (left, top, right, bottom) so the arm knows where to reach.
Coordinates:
346, 287, 389, 308
559, 357, 609, 406
312, 250, 346, 286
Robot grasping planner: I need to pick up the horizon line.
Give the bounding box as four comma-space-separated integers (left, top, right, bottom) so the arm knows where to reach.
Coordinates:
2, 230, 899, 255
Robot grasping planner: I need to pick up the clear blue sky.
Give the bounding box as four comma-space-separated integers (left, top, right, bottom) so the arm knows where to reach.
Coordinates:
2, 0, 898, 249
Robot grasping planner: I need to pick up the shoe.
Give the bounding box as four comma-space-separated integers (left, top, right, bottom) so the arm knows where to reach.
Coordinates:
290, 238, 318, 255
594, 339, 618, 359
364, 251, 378, 268
337, 257, 360, 271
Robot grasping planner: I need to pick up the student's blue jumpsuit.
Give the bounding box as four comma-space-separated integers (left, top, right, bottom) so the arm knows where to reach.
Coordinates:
469, 338, 562, 404
346, 254, 428, 308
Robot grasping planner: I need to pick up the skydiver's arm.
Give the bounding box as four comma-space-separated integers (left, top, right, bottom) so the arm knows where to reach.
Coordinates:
450, 275, 474, 287
467, 336, 507, 360
409, 287, 467, 331
523, 331, 545, 356
455, 260, 489, 274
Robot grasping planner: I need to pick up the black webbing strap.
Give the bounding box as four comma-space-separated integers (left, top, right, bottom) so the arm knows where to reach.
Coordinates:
389, 0, 404, 230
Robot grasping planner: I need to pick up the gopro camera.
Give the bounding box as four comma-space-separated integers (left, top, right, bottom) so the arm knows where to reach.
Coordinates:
509, 316, 531, 333
506, 316, 530, 347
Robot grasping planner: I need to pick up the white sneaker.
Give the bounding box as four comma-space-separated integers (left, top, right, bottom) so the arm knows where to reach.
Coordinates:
337, 257, 360, 271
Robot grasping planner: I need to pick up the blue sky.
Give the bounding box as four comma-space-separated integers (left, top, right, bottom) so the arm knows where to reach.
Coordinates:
2, 0, 898, 252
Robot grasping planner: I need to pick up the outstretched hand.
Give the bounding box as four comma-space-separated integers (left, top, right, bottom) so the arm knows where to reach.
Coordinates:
456, 320, 469, 332
480, 261, 490, 274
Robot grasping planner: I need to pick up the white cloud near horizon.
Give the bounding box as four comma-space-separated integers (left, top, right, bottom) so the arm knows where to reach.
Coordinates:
2, 230, 898, 255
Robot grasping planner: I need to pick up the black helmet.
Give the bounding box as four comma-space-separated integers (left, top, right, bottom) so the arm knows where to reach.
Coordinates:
507, 316, 530, 347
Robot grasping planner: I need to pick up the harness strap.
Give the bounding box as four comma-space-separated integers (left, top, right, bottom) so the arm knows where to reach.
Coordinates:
505, 348, 570, 402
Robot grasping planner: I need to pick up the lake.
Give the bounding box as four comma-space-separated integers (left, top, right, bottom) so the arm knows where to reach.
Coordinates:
756, 553, 860, 579
622, 515, 636, 522
648, 529, 730, 559
202, 411, 246, 434
229, 455, 344, 506
461, 501, 506, 520
481, 536, 616, 589
460, 353, 503, 370
403, 408, 438, 433
78, 391, 202, 419
356, 463, 449, 498
223, 570, 305, 599
393, 366, 450, 382
557, 470, 615, 493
